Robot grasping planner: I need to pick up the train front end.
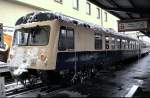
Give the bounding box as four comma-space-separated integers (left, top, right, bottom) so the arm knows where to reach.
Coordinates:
7, 20, 56, 71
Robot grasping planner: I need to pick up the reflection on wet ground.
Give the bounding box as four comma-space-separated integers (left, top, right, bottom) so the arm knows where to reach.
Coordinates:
68, 54, 150, 97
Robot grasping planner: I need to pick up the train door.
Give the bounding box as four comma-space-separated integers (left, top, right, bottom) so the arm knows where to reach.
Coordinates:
57, 26, 75, 70
58, 26, 75, 51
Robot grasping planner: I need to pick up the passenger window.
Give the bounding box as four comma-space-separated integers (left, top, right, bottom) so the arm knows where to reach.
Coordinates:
122, 39, 126, 49
129, 41, 132, 49
127, 40, 130, 49
105, 36, 109, 49
58, 26, 74, 51
111, 37, 115, 49
66, 29, 74, 49
117, 39, 121, 49
132, 41, 134, 49
124, 40, 127, 49
95, 33, 102, 49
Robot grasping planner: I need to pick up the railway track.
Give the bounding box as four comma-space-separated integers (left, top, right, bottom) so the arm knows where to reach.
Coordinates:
5, 82, 45, 96
7, 85, 48, 98
6, 82, 85, 98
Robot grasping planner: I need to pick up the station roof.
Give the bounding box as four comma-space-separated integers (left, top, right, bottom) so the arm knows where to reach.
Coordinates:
88, 0, 150, 36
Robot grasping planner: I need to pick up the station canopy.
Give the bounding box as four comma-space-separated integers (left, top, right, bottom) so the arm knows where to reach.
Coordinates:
88, 0, 150, 36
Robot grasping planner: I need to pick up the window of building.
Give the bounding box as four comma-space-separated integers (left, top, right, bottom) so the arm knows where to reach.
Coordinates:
54, 0, 63, 4
105, 36, 109, 49
97, 8, 101, 19
86, 2, 91, 15
104, 12, 108, 22
58, 26, 74, 51
73, 0, 79, 10
95, 33, 102, 49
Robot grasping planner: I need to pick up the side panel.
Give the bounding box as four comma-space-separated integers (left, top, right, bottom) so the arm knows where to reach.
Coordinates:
56, 50, 140, 70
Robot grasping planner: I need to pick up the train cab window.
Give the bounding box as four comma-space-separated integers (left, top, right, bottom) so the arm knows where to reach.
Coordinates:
17, 32, 28, 45
29, 26, 50, 45
95, 33, 102, 49
111, 37, 115, 49
58, 26, 74, 51
105, 36, 109, 49
13, 26, 50, 46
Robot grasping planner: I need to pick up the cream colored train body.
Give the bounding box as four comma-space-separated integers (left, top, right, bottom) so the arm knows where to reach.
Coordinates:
8, 11, 150, 75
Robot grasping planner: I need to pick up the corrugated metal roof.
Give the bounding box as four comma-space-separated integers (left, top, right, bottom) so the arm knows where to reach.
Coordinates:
88, 0, 150, 36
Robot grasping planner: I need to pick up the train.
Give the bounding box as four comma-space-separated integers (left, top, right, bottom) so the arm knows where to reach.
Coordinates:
7, 11, 150, 85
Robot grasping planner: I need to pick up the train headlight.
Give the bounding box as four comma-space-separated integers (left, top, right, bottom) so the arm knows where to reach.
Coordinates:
38, 49, 48, 66
40, 54, 47, 62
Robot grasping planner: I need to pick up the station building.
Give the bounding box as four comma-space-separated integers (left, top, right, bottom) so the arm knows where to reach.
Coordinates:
0, 0, 119, 30
0, 0, 119, 47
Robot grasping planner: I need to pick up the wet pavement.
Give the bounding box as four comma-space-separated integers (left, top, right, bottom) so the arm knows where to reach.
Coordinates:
62, 54, 150, 97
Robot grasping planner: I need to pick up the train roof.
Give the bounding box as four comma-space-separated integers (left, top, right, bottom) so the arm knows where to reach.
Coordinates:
15, 11, 138, 41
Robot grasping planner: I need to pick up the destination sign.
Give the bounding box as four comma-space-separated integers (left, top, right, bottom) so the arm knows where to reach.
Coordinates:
118, 19, 148, 32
